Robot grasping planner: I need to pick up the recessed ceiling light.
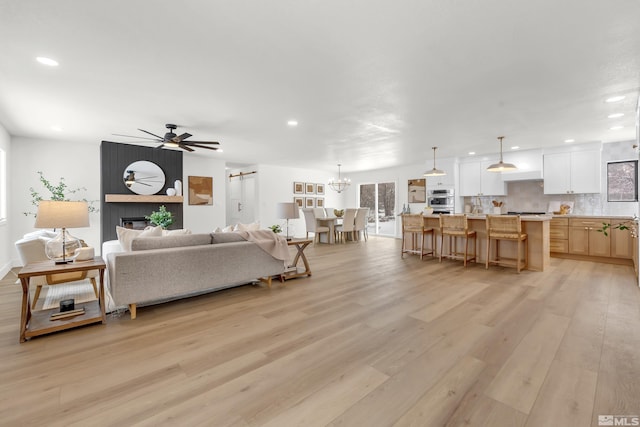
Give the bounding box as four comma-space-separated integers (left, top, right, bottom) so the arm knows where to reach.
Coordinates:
511, 146, 519, 150
605, 96, 625, 103
51, 125, 62, 132
610, 125, 624, 130
608, 113, 624, 119
287, 120, 298, 127
36, 56, 59, 67
468, 151, 475, 155
564, 139, 575, 143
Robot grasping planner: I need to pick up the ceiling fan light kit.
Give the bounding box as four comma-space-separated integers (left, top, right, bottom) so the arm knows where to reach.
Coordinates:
424, 146, 446, 177
486, 136, 517, 172
114, 123, 221, 152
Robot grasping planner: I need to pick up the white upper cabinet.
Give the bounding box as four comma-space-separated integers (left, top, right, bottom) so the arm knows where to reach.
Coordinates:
459, 160, 506, 196
425, 157, 456, 189
543, 149, 601, 194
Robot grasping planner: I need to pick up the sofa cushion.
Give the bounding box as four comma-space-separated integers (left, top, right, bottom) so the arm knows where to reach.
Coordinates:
116, 225, 163, 251
162, 228, 192, 236
210, 232, 246, 244
131, 233, 212, 251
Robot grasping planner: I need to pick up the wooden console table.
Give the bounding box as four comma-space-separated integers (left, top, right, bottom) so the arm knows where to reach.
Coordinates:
17, 257, 107, 343
280, 239, 313, 282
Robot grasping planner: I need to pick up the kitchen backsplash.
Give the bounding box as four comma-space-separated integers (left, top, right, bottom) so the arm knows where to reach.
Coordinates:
464, 180, 637, 216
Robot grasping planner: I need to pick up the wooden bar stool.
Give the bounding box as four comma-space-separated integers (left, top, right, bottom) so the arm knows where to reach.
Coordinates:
486, 214, 528, 273
439, 214, 476, 267
401, 214, 435, 259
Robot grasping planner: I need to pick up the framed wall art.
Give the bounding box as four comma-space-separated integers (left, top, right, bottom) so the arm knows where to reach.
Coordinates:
305, 197, 315, 208
316, 197, 325, 208
294, 182, 304, 194
188, 176, 213, 205
294, 197, 304, 208
305, 183, 316, 194
316, 183, 325, 195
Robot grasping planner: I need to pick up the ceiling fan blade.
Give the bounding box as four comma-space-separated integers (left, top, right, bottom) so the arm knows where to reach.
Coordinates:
156, 143, 165, 149
179, 144, 195, 152
135, 181, 152, 187
184, 140, 220, 145
172, 132, 192, 143
113, 133, 159, 141
138, 128, 165, 139
188, 143, 219, 151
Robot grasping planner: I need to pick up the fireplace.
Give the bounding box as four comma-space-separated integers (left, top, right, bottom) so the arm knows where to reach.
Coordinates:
120, 217, 151, 230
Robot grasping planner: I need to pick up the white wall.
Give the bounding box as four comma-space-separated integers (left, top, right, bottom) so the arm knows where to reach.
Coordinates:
10, 137, 101, 264
0, 123, 11, 277
182, 155, 227, 233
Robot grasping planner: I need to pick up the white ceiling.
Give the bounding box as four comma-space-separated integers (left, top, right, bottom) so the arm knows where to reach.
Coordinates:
0, 0, 639, 173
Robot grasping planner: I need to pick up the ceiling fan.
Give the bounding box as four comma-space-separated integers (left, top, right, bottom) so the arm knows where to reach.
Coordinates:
114, 123, 220, 152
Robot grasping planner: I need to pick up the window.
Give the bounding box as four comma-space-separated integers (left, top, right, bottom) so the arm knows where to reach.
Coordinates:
359, 181, 396, 236
0, 148, 6, 221
607, 160, 638, 202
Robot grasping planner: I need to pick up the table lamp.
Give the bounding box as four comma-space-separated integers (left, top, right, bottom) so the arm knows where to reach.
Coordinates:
276, 202, 299, 240
34, 200, 90, 264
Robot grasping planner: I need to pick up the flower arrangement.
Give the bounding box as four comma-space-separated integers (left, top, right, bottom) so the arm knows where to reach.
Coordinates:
146, 205, 174, 229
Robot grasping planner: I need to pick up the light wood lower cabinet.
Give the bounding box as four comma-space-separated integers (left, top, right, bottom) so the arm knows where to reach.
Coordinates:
568, 218, 610, 257
611, 220, 634, 259
550, 217, 569, 253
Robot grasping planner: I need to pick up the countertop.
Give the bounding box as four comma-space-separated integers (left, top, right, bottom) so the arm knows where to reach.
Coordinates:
421, 214, 552, 222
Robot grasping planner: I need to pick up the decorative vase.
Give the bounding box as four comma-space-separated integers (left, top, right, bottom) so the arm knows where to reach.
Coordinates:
334, 209, 344, 217
174, 180, 182, 196
166, 188, 176, 196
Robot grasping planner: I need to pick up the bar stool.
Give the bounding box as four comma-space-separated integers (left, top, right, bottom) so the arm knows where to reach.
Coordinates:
486, 215, 528, 273
401, 214, 435, 259
439, 214, 476, 267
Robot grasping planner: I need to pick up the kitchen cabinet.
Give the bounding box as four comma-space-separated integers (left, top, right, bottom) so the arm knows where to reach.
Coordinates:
425, 158, 456, 189
550, 217, 569, 253
568, 218, 610, 257
459, 160, 506, 196
611, 220, 634, 259
543, 150, 600, 194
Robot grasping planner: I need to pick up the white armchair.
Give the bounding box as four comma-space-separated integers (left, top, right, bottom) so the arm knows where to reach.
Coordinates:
15, 231, 99, 309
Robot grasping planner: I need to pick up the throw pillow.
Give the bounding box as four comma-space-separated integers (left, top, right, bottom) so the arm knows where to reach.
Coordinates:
213, 227, 223, 233
234, 221, 260, 231
161, 228, 192, 236
222, 225, 235, 233
116, 225, 162, 251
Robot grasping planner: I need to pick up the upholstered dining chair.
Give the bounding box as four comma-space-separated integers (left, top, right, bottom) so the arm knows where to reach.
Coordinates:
15, 231, 99, 309
301, 208, 330, 242
439, 214, 476, 267
335, 208, 358, 243
486, 214, 528, 273
401, 213, 435, 259
354, 207, 370, 241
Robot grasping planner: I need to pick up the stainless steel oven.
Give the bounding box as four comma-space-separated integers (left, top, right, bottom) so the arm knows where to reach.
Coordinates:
428, 189, 455, 214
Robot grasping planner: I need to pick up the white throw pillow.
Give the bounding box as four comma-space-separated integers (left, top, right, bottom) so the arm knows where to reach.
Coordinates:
116, 225, 162, 251
161, 228, 192, 236
235, 221, 260, 231
222, 225, 235, 233
213, 227, 223, 233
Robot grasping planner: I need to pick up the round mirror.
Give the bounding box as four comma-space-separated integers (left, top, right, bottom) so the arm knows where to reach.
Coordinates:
123, 161, 166, 195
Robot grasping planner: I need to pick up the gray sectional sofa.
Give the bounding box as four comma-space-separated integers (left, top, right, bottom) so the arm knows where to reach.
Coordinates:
105, 232, 286, 319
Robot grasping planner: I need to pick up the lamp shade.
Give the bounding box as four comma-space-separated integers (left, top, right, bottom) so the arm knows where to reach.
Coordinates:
276, 202, 299, 220
34, 201, 90, 229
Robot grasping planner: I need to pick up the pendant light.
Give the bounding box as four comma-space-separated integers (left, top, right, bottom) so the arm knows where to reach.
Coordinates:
328, 164, 351, 193
424, 146, 446, 176
486, 136, 517, 172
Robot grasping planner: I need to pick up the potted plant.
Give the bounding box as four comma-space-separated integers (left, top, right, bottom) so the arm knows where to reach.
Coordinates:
146, 205, 174, 229
24, 171, 98, 217
269, 224, 283, 234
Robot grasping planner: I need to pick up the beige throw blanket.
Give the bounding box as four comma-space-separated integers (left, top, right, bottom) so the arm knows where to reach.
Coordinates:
235, 230, 290, 261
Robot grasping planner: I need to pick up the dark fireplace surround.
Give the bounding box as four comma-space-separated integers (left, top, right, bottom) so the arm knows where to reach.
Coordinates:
100, 141, 183, 243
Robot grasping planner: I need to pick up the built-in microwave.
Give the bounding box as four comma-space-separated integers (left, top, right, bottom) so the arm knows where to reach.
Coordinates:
428, 188, 454, 213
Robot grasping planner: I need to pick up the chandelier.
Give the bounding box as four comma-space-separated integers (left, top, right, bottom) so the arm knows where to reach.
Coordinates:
487, 136, 517, 172
423, 146, 446, 176
328, 164, 351, 193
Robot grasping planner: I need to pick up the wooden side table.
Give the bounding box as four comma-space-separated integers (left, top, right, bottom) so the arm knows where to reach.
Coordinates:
17, 257, 107, 343
280, 239, 313, 282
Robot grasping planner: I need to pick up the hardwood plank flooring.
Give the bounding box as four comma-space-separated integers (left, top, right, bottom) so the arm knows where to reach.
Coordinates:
1, 236, 639, 426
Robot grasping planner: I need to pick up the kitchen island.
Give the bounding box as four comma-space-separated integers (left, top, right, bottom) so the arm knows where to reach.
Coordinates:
421, 214, 551, 271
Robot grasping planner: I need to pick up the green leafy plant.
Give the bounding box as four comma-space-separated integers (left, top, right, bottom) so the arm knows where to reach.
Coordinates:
269, 224, 283, 234
598, 215, 638, 237
24, 171, 99, 217
146, 205, 174, 229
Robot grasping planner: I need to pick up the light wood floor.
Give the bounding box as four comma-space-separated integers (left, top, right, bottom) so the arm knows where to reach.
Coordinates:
1, 236, 639, 426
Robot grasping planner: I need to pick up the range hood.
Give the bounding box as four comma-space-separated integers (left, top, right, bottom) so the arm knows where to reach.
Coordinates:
501, 170, 543, 181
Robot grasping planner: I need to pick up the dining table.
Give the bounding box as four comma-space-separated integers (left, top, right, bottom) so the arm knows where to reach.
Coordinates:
315, 216, 342, 244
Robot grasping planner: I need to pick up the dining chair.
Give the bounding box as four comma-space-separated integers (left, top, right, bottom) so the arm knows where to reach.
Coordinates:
335, 208, 358, 243
401, 213, 435, 259
486, 214, 528, 273
301, 208, 330, 242
439, 214, 476, 267
354, 207, 370, 241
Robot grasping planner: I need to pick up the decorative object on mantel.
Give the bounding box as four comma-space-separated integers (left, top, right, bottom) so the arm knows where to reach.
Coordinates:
174, 179, 182, 196
123, 160, 166, 195
113, 123, 221, 152
145, 205, 174, 229
166, 188, 176, 196
328, 164, 351, 193
423, 147, 446, 177
188, 176, 213, 205
276, 202, 299, 240
487, 136, 517, 172
34, 200, 90, 264
24, 171, 98, 217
